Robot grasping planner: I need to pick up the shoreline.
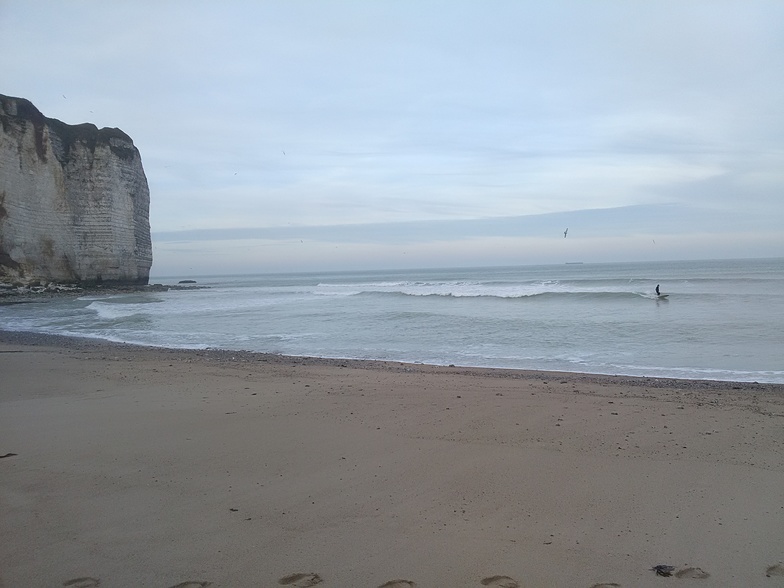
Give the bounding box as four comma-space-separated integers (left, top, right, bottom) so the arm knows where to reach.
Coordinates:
2, 328, 783, 395
2, 329, 784, 586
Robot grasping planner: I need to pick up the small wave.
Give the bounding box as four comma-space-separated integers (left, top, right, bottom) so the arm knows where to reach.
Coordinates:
353, 288, 658, 301
86, 300, 154, 321
313, 280, 487, 298
587, 361, 784, 383
310, 277, 668, 300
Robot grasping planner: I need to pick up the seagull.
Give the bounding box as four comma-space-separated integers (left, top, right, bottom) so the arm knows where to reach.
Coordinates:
564, 228, 568, 238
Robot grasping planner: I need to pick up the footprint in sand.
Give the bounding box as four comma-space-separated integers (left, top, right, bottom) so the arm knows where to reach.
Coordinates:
278, 573, 323, 587
767, 564, 784, 577
377, 581, 417, 588
675, 567, 710, 579
168, 583, 213, 588
62, 579, 100, 588
481, 576, 519, 588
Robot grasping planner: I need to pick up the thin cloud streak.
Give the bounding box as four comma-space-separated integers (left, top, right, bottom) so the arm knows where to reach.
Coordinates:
151, 203, 774, 245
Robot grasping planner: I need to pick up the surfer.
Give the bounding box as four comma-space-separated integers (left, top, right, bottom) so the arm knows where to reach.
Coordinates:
655, 284, 661, 296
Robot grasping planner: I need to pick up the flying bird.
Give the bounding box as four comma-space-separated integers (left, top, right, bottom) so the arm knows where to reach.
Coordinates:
564, 228, 568, 238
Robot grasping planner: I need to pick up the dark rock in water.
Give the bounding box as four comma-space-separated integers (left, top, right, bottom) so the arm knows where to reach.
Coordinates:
0, 93, 152, 286
178, 279, 197, 284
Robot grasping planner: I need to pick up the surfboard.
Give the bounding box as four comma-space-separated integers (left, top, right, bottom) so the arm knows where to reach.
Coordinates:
656, 294, 669, 299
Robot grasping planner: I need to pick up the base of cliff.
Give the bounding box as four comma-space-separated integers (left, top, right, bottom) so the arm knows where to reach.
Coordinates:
0, 282, 205, 303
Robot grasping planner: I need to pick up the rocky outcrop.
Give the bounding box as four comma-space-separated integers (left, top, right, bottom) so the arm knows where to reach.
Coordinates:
0, 94, 152, 285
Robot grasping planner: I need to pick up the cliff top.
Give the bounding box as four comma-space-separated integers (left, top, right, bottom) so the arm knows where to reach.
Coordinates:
0, 93, 135, 160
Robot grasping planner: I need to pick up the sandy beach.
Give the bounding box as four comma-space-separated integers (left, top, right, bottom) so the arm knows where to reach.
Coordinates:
1, 331, 783, 588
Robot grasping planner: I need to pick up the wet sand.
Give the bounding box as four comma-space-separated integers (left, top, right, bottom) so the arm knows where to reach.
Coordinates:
1, 331, 783, 587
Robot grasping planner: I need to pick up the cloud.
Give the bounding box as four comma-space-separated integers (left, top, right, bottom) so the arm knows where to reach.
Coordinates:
2, 0, 783, 273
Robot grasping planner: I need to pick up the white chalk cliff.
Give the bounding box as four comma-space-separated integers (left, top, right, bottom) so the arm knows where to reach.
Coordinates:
0, 94, 152, 284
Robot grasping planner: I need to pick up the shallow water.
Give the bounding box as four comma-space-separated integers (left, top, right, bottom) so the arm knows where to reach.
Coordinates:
2, 258, 783, 382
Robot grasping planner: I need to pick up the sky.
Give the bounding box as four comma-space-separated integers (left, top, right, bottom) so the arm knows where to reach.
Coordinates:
1, 1, 782, 276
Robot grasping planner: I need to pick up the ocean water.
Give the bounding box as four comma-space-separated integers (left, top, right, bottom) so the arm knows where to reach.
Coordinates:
2, 258, 783, 383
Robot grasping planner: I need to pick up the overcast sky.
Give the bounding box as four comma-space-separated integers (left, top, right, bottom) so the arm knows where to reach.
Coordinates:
2, 1, 782, 275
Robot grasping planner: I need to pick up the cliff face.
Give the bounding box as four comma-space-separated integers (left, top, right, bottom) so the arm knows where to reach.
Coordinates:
0, 94, 152, 285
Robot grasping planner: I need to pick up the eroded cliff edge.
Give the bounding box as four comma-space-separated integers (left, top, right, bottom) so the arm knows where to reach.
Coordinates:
0, 94, 152, 285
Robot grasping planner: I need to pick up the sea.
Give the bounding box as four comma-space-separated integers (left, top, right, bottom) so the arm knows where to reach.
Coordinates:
2, 258, 783, 383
